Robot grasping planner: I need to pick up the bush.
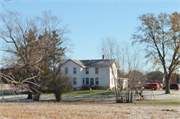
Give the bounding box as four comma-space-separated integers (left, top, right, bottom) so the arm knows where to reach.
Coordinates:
47, 73, 72, 102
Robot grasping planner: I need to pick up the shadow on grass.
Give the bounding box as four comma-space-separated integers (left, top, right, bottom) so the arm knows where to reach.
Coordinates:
98, 92, 113, 95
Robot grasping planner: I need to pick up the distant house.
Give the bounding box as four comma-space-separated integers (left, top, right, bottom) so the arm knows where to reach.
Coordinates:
60, 56, 120, 90
118, 78, 129, 89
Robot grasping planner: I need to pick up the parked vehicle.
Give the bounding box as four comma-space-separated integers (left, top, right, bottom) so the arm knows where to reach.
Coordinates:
134, 85, 144, 89
163, 84, 180, 90
128, 85, 144, 89
143, 83, 160, 90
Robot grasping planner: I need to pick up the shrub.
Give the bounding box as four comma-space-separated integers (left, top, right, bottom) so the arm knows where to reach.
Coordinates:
47, 73, 72, 101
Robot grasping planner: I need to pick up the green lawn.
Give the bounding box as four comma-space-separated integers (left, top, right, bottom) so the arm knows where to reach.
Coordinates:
134, 99, 180, 106
66, 89, 130, 95
66, 90, 112, 95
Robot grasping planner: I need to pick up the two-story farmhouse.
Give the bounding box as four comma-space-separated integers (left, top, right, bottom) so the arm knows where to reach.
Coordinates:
60, 56, 120, 90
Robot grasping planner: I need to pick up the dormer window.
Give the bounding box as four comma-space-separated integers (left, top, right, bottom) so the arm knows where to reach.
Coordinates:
86, 68, 89, 74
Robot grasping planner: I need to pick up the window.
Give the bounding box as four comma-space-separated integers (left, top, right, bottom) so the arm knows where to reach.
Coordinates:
95, 78, 99, 85
151, 84, 156, 86
86, 78, 89, 85
73, 67, 76, 74
95, 67, 98, 74
65, 68, 68, 74
90, 78, 94, 85
86, 68, 89, 74
73, 78, 77, 85
144, 84, 149, 86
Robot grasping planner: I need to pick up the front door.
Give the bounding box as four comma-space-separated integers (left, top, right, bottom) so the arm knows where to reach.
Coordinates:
90, 78, 94, 86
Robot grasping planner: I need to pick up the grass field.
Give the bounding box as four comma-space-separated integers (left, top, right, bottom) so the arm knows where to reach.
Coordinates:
1, 90, 180, 118
0, 102, 180, 119
134, 99, 180, 106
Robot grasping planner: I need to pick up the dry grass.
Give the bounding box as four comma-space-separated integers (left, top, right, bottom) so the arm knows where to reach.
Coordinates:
162, 109, 178, 112
0, 102, 180, 119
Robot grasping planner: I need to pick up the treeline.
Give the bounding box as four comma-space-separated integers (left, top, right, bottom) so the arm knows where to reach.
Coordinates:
118, 70, 180, 86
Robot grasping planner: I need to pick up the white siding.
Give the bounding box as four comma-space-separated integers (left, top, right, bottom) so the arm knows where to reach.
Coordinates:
80, 67, 110, 88
61, 60, 118, 90
109, 63, 118, 89
61, 61, 82, 89
98, 67, 110, 87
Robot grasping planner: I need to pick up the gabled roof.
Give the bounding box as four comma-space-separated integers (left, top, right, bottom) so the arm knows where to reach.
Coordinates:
61, 59, 120, 68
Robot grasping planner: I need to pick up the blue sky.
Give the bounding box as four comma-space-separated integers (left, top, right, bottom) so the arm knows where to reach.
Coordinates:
0, 0, 180, 72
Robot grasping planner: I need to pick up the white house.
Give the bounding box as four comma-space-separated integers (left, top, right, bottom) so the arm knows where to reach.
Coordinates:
120, 78, 129, 89
60, 56, 120, 90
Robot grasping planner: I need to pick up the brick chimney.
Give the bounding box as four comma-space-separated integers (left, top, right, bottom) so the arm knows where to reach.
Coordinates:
102, 55, 105, 60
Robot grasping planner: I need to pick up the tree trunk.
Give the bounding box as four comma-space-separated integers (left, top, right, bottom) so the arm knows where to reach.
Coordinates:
55, 93, 62, 102
26, 68, 33, 99
130, 91, 133, 103
165, 75, 171, 94
27, 91, 33, 99
126, 90, 129, 103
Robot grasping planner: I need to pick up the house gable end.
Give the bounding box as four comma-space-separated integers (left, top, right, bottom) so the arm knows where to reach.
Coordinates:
60, 59, 84, 68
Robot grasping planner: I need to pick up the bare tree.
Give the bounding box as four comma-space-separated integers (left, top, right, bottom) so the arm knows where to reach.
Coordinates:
99, 36, 147, 102
100, 36, 147, 87
100, 36, 123, 91
0, 10, 71, 99
132, 12, 180, 94
126, 70, 146, 87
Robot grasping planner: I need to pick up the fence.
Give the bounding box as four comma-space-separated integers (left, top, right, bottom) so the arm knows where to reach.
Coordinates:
114, 88, 158, 103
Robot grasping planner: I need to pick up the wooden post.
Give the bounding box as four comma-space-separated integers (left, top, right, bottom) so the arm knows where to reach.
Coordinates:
151, 90, 155, 100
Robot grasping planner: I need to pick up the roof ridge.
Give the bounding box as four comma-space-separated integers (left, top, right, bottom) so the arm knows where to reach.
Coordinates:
64, 59, 119, 68
79, 59, 115, 61
69, 59, 84, 67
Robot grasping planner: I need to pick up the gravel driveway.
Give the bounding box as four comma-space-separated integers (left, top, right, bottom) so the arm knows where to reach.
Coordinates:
142, 90, 180, 100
